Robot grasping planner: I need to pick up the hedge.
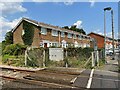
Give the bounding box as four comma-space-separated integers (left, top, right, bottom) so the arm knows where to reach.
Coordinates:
3, 44, 27, 56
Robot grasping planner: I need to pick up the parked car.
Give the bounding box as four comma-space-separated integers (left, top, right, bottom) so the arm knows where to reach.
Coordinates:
106, 49, 113, 56
115, 48, 119, 53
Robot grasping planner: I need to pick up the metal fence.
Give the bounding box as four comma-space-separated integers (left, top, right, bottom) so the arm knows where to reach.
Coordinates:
25, 47, 103, 68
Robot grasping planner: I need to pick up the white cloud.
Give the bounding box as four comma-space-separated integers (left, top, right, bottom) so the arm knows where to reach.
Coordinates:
89, 0, 95, 7
73, 20, 82, 28
32, 0, 50, 2
64, 0, 76, 5
93, 29, 104, 35
0, 16, 22, 39
0, 16, 22, 41
0, 2, 27, 15
32, 0, 75, 5
98, 32, 104, 35
106, 32, 112, 38
0, 0, 24, 2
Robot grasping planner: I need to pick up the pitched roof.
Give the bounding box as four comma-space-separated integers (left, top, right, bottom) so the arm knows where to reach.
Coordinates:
88, 32, 117, 41
88, 32, 104, 38
12, 17, 85, 35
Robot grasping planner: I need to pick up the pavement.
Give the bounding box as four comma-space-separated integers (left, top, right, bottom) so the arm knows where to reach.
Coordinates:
102, 53, 119, 72
73, 53, 120, 89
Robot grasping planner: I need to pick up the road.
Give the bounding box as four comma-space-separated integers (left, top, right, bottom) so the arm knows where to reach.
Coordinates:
73, 69, 120, 88
73, 53, 120, 89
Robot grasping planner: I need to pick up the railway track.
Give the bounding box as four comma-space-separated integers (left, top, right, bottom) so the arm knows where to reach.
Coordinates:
0, 66, 80, 88
1, 74, 77, 88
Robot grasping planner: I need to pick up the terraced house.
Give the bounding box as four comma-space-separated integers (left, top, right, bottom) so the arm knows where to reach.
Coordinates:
88, 32, 118, 49
12, 18, 91, 48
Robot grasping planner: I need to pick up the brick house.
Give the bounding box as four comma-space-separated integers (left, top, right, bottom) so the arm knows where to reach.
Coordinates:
12, 18, 91, 48
88, 32, 118, 49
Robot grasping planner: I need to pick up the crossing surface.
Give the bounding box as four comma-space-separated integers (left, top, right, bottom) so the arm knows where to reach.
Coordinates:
73, 69, 120, 88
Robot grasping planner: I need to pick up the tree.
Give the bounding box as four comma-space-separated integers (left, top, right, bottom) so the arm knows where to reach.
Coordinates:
63, 25, 86, 35
5, 31, 13, 45
22, 21, 34, 46
62, 26, 69, 29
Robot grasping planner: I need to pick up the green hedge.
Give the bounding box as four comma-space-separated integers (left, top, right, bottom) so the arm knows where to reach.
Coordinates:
65, 47, 94, 59
3, 44, 27, 56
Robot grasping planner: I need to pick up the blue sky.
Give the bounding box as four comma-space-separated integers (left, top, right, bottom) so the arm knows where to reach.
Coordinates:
0, 1, 118, 42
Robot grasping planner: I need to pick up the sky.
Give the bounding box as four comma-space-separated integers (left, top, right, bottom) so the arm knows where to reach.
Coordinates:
0, 0, 119, 42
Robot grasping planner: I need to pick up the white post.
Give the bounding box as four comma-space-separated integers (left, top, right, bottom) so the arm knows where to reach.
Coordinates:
92, 52, 95, 67
97, 51, 99, 66
43, 50, 45, 67
25, 50, 27, 66
65, 50, 68, 68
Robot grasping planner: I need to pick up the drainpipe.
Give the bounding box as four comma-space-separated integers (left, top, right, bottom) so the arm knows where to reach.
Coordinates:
59, 31, 61, 47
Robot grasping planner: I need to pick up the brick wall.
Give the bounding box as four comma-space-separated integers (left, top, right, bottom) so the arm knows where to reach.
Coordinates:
13, 23, 24, 45
13, 21, 90, 47
88, 33, 104, 48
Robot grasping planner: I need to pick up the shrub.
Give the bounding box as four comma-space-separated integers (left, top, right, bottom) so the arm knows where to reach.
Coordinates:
3, 44, 27, 56
47, 60, 64, 67
26, 48, 44, 67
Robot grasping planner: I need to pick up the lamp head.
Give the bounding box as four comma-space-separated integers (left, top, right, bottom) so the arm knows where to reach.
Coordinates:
104, 7, 112, 11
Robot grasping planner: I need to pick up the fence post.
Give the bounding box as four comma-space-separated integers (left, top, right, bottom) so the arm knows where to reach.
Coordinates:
25, 50, 27, 66
92, 52, 95, 67
65, 50, 68, 68
97, 51, 99, 66
43, 50, 45, 67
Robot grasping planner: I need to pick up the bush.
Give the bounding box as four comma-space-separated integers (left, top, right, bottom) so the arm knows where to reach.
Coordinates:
26, 48, 44, 67
65, 47, 93, 59
3, 44, 27, 56
47, 60, 64, 67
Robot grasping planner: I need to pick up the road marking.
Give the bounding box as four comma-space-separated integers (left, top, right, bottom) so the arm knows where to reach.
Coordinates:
70, 69, 85, 84
86, 69, 94, 88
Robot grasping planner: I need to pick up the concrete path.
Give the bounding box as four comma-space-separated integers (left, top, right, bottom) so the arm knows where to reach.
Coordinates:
100, 53, 119, 72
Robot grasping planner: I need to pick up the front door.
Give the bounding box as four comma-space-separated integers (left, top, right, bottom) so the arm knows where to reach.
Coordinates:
44, 43, 47, 48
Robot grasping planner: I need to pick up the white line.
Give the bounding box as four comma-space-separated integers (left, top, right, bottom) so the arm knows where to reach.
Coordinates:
70, 69, 85, 84
86, 69, 94, 88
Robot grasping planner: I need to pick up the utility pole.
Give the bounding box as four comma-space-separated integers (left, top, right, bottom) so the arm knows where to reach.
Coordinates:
104, 7, 114, 62
104, 10, 107, 63
111, 10, 115, 60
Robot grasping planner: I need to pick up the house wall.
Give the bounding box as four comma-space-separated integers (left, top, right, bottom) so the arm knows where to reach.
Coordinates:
13, 23, 24, 45
13, 22, 40, 47
88, 33, 104, 48
88, 33, 118, 49
13, 21, 91, 48
32, 26, 40, 47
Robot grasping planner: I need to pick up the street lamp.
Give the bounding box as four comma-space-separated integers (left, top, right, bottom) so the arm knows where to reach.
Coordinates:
104, 7, 115, 62
111, 9, 115, 60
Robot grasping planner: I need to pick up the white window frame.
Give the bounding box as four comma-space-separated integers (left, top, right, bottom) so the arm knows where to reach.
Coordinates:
52, 30, 58, 36
73, 34, 77, 39
78, 35, 82, 40
41, 27, 47, 35
61, 32, 65, 37
68, 33, 72, 38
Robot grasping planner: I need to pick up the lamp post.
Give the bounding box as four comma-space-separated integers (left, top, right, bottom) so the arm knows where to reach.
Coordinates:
111, 9, 115, 60
104, 7, 115, 61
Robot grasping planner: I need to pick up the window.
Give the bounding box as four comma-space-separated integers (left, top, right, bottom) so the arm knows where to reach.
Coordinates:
86, 44, 90, 47
73, 34, 77, 39
78, 35, 81, 40
61, 32, 65, 37
68, 33, 72, 38
52, 42, 58, 47
81, 35, 83, 39
52, 30, 58, 36
41, 27, 47, 35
